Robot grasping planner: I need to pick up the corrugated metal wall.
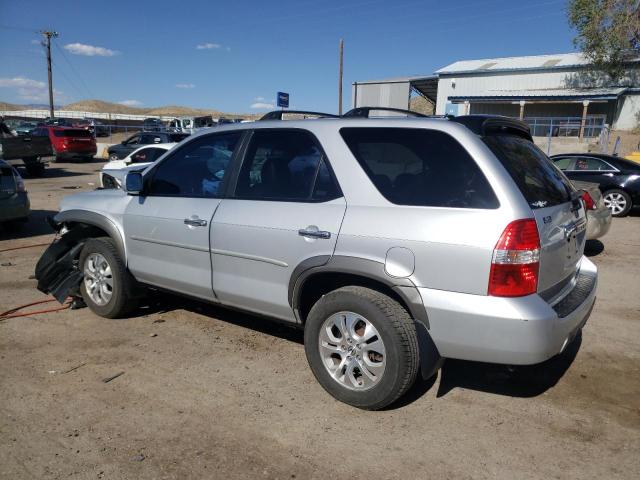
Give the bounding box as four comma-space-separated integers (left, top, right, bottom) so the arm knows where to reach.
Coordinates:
353, 82, 411, 111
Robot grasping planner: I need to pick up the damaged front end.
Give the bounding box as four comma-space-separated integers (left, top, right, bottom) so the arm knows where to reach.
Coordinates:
35, 221, 90, 303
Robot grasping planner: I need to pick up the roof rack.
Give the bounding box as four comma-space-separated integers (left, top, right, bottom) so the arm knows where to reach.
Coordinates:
259, 110, 340, 120
342, 107, 429, 118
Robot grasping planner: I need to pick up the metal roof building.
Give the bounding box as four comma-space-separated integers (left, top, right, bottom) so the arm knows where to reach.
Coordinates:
353, 52, 640, 136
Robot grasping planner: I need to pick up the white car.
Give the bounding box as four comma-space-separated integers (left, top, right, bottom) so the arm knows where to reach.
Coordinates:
100, 143, 174, 189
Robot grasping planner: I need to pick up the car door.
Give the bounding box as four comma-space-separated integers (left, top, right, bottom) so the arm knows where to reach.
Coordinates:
123, 131, 243, 300
210, 128, 346, 322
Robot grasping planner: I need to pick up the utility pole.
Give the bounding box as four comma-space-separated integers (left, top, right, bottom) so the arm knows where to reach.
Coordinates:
40, 30, 59, 118
338, 39, 344, 116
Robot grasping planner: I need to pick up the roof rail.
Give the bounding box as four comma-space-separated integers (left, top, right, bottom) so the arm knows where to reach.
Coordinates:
451, 115, 532, 141
259, 110, 339, 120
342, 107, 429, 118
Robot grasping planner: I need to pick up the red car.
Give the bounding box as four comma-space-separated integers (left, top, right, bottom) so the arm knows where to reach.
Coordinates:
31, 126, 97, 161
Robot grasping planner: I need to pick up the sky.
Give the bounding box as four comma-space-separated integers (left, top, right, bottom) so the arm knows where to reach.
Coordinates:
0, 0, 577, 114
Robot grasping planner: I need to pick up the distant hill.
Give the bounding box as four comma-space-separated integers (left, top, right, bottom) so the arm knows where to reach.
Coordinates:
1, 99, 255, 119
62, 99, 251, 119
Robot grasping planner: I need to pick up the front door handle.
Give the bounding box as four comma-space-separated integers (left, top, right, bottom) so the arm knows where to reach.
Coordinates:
298, 226, 331, 239
184, 217, 207, 227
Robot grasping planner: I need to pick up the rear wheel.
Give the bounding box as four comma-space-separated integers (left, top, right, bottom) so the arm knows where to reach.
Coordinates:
603, 189, 632, 217
304, 286, 419, 410
79, 237, 138, 318
109, 153, 119, 161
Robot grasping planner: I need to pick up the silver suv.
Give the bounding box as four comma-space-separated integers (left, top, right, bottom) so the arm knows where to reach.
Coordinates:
35, 114, 597, 410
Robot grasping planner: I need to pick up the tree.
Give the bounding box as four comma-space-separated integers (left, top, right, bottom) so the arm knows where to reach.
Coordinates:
567, 0, 640, 82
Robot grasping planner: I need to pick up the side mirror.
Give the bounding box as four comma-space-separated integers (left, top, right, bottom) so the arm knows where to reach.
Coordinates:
125, 172, 144, 195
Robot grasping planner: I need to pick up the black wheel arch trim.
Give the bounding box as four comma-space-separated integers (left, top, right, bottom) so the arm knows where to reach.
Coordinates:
53, 210, 126, 261
289, 255, 430, 329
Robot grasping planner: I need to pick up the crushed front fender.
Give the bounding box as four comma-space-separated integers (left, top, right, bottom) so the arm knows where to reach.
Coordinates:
35, 228, 88, 303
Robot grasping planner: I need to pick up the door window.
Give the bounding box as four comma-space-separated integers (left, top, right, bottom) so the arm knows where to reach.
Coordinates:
131, 147, 167, 164
573, 157, 614, 171
147, 132, 241, 198
341, 127, 498, 208
552, 157, 574, 170
124, 135, 140, 145
235, 129, 340, 201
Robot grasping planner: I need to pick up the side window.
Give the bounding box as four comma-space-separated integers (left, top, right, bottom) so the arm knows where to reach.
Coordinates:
552, 157, 573, 170
139, 134, 158, 144
124, 135, 140, 145
131, 147, 165, 164
341, 127, 499, 208
147, 132, 241, 198
574, 157, 612, 171
235, 129, 340, 201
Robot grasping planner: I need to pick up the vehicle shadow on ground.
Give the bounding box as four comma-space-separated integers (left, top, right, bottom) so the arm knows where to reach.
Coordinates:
0, 210, 57, 240
134, 292, 581, 408
19, 167, 88, 179
584, 239, 604, 256
436, 333, 582, 398
136, 292, 305, 345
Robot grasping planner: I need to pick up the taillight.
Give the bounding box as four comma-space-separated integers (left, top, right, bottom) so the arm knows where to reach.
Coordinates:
488, 219, 540, 297
15, 173, 26, 193
581, 191, 596, 210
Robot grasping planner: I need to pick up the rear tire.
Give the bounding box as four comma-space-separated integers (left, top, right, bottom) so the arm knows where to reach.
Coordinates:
304, 286, 419, 410
108, 153, 119, 161
79, 237, 138, 318
603, 189, 632, 217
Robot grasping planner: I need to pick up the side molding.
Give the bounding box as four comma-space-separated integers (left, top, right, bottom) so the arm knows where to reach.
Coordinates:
54, 210, 126, 261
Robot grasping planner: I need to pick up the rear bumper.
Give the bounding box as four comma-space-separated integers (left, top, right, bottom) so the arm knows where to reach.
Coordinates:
55, 148, 97, 159
586, 207, 611, 240
420, 256, 597, 365
0, 192, 30, 221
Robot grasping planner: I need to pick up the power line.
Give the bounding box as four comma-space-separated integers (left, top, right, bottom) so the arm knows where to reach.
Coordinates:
52, 38, 95, 98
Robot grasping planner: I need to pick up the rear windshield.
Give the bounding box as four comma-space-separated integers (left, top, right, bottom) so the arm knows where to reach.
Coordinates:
340, 127, 499, 209
1, 167, 16, 193
53, 129, 93, 138
483, 135, 573, 209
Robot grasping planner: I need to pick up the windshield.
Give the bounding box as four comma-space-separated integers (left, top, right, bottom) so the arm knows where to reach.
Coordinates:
483, 135, 573, 209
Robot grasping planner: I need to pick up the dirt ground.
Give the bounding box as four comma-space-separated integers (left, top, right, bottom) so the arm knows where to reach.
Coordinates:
1, 160, 639, 480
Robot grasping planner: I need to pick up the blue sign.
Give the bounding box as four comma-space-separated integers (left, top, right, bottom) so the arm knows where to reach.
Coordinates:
277, 91, 289, 108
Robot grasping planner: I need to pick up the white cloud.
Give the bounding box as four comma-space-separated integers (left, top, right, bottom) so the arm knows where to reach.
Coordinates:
118, 99, 142, 106
250, 102, 275, 109
196, 42, 221, 50
0, 76, 62, 101
254, 96, 265, 101
176, 83, 195, 89
64, 42, 118, 57
0, 77, 46, 89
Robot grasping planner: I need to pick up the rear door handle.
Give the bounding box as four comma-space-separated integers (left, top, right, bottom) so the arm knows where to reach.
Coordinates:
184, 217, 207, 227
298, 226, 331, 239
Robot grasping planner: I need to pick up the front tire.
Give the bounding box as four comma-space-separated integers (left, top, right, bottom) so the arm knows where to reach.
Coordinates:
79, 237, 138, 318
304, 286, 419, 410
603, 189, 632, 217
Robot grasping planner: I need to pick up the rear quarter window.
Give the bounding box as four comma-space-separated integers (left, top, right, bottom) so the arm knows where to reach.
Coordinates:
483, 135, 573, 209
340, 127, 499, 209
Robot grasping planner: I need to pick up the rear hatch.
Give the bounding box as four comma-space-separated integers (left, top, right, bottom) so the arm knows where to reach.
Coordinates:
484, 135, 587, 296
0, 165, 17, 199
53, 129, 96, 151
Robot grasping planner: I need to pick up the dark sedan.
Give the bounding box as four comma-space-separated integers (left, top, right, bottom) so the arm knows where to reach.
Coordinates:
551, 153, 640, 217
107, 132, 190, 160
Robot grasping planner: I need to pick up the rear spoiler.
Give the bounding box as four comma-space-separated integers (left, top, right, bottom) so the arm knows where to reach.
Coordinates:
451, 115, 533, 141
260, 110, 339, 120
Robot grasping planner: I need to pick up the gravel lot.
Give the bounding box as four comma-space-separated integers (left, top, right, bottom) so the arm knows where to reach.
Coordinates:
1, 160, 639, 480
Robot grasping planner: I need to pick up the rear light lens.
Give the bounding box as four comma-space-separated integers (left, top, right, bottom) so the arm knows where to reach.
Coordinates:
14, 171, 26, 192
581, 191, 596, 210
489, 219, 540, 297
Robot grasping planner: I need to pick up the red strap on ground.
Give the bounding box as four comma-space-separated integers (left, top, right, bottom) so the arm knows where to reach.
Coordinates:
0, 298, 71, 320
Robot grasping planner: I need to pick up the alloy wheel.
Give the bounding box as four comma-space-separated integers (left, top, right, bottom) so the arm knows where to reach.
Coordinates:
603, 192, 627, 215
83, 253, 113, 306
318, 311, 386, 391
